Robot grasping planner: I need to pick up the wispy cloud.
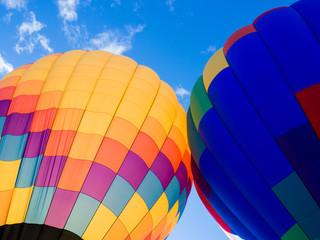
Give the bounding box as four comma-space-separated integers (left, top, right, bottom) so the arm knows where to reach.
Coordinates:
1, 0, 27, 10
15, 11, 53, 54
3, 12, 13, 23
0, 53, 13, 77
58, 0, 79, 22
87, 24, 145, 55
175, 85, 191, 110
110, 0, 120, 8
166, 0, 175, 12
133, 1, 142, 12
201, 45, 217, 54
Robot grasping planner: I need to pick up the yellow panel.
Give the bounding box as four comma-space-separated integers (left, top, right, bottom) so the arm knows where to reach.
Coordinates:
129, 212, 153, 240
148, 82, 178, 134
78, 111, 112, 135
119, 192, 149, 233
0, 190, 13, 225
6, 186, 33, 224
1, 69, 27, 81
116, 65, 160, 129
0, 160, 21, 191
203, 48, 229, 91
87, 93, 122, 115
42, 50, 87, 92
149, 193, 169, 227
59, 91, 91, 109
172, 103, 188, 147
164, 201, 179, 227
82, 204, 117, 240
68, 132, 104, 161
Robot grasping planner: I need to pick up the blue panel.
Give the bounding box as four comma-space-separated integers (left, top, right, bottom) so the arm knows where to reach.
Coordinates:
0, 116, 5, 136
208, 67, 294, 187
225, 32, 308, 139
199, 149, 281, 239
254, 7, 320, 93
0, 134, 28, 161
164, 176, 180, 211
65, 193, 100, 237
15, 155, 43, 188
102, 175, 135, 217
292, 0, 320, 42
137, 171, 163, 210
25, 186, 56, 224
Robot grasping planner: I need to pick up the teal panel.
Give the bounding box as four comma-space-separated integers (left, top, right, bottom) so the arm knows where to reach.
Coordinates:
65, 193, 100, 237
178, 189, 187, 218
102, 175, 135, 217
15, 155, 43, 188
137, 171, 163, 210
299, 208, 320, 239
25, 186, 56, 224
0, 134, 28, 161
165, 176, 180, 210
0, 116, 5, 136
272, 171, 318, 222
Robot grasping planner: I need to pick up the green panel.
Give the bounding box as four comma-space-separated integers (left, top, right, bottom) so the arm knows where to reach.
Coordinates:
189, 75, 212, 130
187, 109, 206, 167
272, 172, 318, 221
299, 208, 320, 239
281, 224, 309, 240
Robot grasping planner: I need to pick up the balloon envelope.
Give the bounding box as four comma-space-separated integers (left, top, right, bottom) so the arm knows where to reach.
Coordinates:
0, 50, 192, 240
188, 0, 320, 239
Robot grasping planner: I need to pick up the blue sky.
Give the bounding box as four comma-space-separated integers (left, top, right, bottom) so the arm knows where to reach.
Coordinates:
0, 0, 298, 239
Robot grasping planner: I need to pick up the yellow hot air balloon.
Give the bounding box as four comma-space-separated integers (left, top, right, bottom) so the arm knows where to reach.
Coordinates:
0, 50, 192, 240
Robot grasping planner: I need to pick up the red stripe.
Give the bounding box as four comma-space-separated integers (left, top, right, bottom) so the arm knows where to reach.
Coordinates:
223, 25, 256, 56
0, 86, 16, 100
295, 83, 320, 138
253, 7, 289, 25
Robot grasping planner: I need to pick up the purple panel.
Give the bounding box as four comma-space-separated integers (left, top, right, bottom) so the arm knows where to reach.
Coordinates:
150, 152, 174, 190
186, 178, 192, 197
24, 129, 51, 158
118, 151, 149, 190
0, 100, 10, 117
82, 162, 116, 202
2, 112, 34, 136
35, 156, 67, 187
45, 188, 78, 229
175, 162, 188, 194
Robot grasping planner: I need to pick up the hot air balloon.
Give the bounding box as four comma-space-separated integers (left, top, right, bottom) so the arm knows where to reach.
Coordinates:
0, 50, 192, 240
188, 0, 320, 239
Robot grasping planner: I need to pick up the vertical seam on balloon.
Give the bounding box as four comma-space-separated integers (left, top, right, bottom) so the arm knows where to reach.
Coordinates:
123, 104, 182, 240
20, 51, 88, 239
189, 108, 258, 240
96, 77, 164, 240
224, 24, 313, 238
1, 55, 61, 237
198, 69, 286, 239
62, 57, 140, 238
253, 14, 320, 226
41, 52, 115, 239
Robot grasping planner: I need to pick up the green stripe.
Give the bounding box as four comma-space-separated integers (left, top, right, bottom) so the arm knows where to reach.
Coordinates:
281, 224, 309, 240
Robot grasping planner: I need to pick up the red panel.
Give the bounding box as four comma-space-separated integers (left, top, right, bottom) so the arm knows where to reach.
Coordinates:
0, 86, 16, 101
7, 95, 39, 114
295, 83, 320, 138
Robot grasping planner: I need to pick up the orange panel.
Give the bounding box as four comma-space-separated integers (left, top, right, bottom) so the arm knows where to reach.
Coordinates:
0, 76, 21, 89
131, 132, 159, 168
0, 189, 13, 226
161, 138, 181, 173
14, 80, 44, 96
36, 91, 63, 110
58, 157, 92, 191
69, 132, 103, 161
29, 108, 57, 132
0, 86, 16, 101
129, 212, 153, 240
106, 117, 139, 149
167, 126, 186, 157
140, 116, 167, 149
44, 130, 77, 156
14, 63, 33, 71
150, 217, 167, 240
103, 219, 130, 240
52, 108, 83, 131
95, 137, 129, 173
182, 150, 192, 181
7, 95, 39, 114
144, 233, 152, 240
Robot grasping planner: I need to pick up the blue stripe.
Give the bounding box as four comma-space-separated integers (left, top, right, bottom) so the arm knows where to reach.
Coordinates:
15, 155, 43, 188
0, 134, 28, 161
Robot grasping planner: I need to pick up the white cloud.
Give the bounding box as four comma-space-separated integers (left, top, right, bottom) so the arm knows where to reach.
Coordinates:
0, 54, 13, 76
87, 24, 145, 55
57, 0, 79, 22
15, 11, 53, 54
3, 12, 13, 23
166, 0, 175, 12
175, 86, 191, 99
201, 45, 217, 54
1, 0, 26, 10
110, 0, 120, 8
